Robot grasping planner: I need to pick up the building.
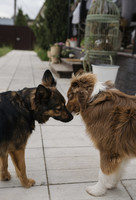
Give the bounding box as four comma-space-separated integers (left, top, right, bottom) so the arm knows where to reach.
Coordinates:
0, 18, 14, 26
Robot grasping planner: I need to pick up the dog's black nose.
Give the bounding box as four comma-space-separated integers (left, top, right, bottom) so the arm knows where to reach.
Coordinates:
67, 113, 73, 122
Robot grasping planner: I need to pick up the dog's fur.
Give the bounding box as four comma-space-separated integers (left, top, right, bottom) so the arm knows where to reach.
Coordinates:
0, 70, 73, 188
67, 72, 136, 196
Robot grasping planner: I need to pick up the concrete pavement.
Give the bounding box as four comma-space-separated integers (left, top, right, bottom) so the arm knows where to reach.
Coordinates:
0, 50, 136, 200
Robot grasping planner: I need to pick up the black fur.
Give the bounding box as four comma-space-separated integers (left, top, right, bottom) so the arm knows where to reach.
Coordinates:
0, 69, 73, 155
0, 91, 34, 148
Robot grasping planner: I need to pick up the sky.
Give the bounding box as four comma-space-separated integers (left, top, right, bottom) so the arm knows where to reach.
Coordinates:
0, 0, 45, 19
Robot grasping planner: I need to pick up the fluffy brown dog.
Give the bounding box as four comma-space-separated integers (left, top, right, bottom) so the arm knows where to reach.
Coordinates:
67, 72, 136, 196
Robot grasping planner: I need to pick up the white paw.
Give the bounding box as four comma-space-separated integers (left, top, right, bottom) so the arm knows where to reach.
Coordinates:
86, 182, 106, 196
105, 182, 117, 190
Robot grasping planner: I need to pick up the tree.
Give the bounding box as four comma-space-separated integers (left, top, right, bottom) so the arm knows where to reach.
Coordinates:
32, 0, 68, 50
15, 8, 28, 26
44, 0, 68, 48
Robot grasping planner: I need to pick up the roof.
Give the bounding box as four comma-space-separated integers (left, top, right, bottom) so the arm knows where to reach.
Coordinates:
35, 2, 46, 20
0, 18, 14, 25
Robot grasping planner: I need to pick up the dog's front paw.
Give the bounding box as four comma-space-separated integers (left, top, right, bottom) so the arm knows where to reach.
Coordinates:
23, 178, 35, 188
86, 182, 106, 196
0, 171, 11, 181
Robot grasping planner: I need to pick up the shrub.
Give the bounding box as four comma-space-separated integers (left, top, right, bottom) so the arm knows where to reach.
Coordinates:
32, 0, 68, 50
35, 46, 49, 61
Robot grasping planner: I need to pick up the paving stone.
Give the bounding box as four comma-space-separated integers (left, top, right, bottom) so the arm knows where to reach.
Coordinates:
8, 157, 45, 172
122, 158, 136, 180
0, 171, 47, 188
26, 131, 42, 148
122, 180, 136, 200
46, 147, 99, 184
50, 182, 131, 200
42, 126, 93, 148
46, 156, 99, 170
0, 186, 49, 200
48, 168, 99, 184
45, 147, 96, 158
25, 148, 43, 159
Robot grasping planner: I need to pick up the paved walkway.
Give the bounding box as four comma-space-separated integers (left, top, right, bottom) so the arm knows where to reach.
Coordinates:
0, 50, 136, 200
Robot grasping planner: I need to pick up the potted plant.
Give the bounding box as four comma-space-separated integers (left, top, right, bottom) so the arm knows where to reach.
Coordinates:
92, 64, 119, 83
70, 37, 77, 48
47, 50, 51, 61
50, 42, 64, 63
61, 47, 73, 58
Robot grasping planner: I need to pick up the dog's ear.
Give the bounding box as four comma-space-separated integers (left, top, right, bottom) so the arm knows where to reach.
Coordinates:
75, 69, 84, 76
42, 70, 56, 87
35, 85, 51, 103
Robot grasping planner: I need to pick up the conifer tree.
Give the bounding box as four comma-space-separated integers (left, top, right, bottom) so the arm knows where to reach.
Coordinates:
44, 0, 68, 47
33, 0, 68, 49
15, 8, 28, 26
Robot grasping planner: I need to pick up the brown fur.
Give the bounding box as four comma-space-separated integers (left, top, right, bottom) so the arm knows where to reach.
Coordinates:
67, 72, 136, 175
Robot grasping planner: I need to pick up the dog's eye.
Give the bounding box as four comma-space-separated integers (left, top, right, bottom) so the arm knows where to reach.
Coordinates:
56, 106, 61, 111
72, 82, 78, 88
68, 94, 73, 99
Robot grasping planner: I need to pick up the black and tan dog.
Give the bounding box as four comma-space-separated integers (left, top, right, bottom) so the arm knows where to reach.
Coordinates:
0, 70, 73, 188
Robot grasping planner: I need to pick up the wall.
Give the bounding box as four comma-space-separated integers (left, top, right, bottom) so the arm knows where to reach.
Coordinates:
116, 53, 136, 95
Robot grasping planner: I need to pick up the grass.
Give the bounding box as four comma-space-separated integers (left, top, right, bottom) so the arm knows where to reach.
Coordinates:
35, 46, 49, 61
0, 46, 12, 57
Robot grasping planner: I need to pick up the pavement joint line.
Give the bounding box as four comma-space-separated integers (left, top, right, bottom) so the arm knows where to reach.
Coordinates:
43, 124, 84, 126
48, 181, 97, 186
6, 54, 22, 91
121, 178, 136, 181
121, 180, 133, 200
0, 184, 48, 190
43, 146, 94, 148
30, 53, 36, 87
45, 154, 96, 158
40, 125, 51, 200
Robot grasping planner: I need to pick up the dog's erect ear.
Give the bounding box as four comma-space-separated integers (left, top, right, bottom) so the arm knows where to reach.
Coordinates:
75, 69, 84, 77
35, 85, 51, 103
42, 70, 56, 87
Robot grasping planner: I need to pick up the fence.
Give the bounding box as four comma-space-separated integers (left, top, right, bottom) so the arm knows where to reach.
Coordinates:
0, 25, 35, 50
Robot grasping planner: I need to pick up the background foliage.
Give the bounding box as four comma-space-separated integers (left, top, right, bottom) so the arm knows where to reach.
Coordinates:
32, 0, 68, 50
0, 46, 12, 57
15, 8, 29, 26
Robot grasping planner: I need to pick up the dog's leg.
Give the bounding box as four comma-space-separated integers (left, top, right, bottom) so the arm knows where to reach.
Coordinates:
9, 148, 35, 188
86, 153, 127, 196
86, 168, 122, 196
0, 154, 11, 181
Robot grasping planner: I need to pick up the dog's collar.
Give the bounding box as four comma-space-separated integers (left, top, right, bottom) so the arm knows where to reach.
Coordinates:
89, 81, 106, 102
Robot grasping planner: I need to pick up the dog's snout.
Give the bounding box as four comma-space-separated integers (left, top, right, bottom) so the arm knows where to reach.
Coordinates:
66, 100, 80, 115
52, 107, 73, 123
66, 111, 73, 122
61, 108, 73, 122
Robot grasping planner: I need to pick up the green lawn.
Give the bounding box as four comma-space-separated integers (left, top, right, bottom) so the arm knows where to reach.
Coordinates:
0, 46, 12, 57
